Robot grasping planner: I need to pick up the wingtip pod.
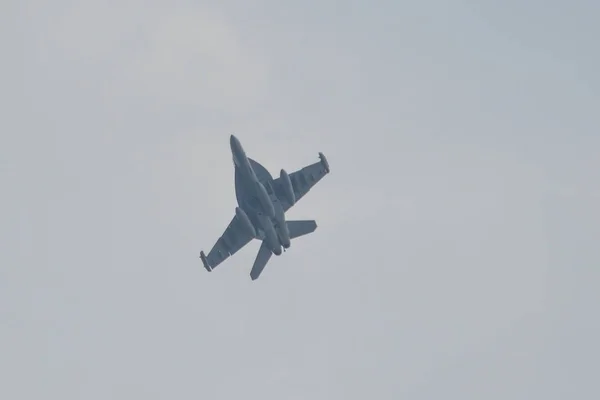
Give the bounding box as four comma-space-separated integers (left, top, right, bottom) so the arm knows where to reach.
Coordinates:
318, 152, 330, 173
200, 251, 212, 272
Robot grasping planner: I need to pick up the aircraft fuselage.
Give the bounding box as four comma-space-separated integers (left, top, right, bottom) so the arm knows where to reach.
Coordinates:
199, 134, 330, 279
230, 135, 290, 256
230, 134, 257, 182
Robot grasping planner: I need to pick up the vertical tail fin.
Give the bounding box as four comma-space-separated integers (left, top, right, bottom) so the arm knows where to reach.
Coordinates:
250, 241, 272, 280
250, 221, 317, 280
287, 220, 317, 239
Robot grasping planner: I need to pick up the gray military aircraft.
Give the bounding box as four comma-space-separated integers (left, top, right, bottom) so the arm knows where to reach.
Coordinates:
200, 134, 330, 280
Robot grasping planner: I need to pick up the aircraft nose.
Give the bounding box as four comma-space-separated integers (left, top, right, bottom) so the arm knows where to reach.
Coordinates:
230, 134, 240, 152
230, 134, 245, 157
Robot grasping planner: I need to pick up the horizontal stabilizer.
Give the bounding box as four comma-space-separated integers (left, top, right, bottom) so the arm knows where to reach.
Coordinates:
287, 220, 317, 239
250, 241, 272, 280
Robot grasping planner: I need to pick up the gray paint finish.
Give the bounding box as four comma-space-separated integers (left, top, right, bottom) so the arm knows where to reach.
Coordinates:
1, 1, 599, 399
200, 134, 328, 279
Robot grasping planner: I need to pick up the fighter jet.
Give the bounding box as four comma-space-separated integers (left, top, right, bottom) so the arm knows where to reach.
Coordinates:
200, 134, 331, 280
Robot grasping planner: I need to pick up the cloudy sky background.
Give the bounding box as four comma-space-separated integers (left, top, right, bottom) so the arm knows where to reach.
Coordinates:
2, 1, 599, 398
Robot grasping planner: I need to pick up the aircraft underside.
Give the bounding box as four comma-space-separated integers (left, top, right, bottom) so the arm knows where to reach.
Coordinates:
200, 135, 330, 280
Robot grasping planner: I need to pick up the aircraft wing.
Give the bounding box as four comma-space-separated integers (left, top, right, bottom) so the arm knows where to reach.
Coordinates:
274, 153, 330, 212
200, 214, 254, 271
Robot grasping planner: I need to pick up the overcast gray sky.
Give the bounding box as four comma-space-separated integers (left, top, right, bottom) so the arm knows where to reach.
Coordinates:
2, 1, 599, 399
